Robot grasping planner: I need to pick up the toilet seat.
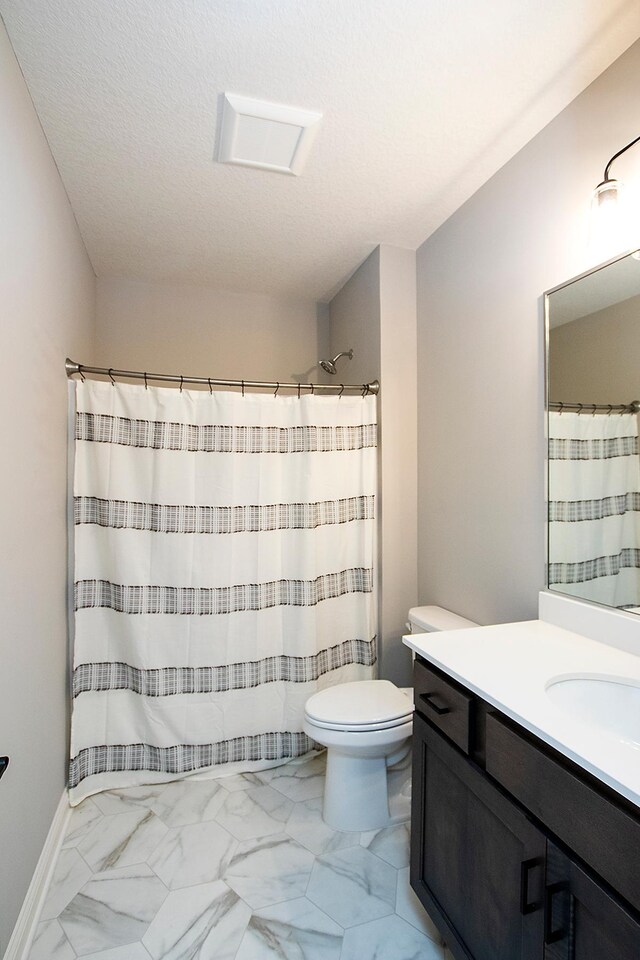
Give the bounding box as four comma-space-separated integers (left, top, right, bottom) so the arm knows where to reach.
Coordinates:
305, 714, 412, 732
304, 679, 413, 732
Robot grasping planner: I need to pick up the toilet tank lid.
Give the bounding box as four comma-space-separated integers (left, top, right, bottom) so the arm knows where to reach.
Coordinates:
408, 605, 478, 632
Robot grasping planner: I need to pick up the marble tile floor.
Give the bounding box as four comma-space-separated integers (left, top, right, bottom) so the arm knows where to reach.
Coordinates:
29, 752, 454, 960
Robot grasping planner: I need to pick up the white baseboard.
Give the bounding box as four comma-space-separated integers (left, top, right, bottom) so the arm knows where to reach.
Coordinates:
3, 792, 71, 960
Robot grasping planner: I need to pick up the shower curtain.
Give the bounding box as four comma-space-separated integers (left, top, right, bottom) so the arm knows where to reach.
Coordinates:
69, 379, 377, 804
548, 410, 640, 609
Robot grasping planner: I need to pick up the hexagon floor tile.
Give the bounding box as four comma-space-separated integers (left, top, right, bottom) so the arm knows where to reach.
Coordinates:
236, 897, 343, 960
77, 807, 169, 874
28, 920, 75, 960
142, 880, 250, 960
360, 820, 411, 869
341, 913, 444, 960
306, 845, 397, 928
58, 864, 167, 955
148, 818, 237, 889
214, 783, 294, 840
224, 833, 315, 908
285, 795, 361, 857
26, 751, 446, 960
255, 752, 327, 801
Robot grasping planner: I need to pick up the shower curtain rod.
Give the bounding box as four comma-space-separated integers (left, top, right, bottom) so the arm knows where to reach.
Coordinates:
549, 399, 640, 413
65, 358, 380, 396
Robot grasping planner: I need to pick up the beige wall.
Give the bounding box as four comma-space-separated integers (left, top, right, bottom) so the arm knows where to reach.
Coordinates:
550, 293, 640, 404
416, 39, 640, 626
0, 21, 95, 951
96, 277, 328, 384
329, 245, 417, 685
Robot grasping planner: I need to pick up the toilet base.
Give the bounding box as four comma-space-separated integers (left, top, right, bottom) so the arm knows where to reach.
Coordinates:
323, 750, 397, 832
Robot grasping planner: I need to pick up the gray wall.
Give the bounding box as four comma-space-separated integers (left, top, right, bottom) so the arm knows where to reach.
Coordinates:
416, 39, 640, 626
328, 249, 381, 387
0, 21, 95, 951
550, 293, 640, 404
330, 245, 417, 685
378, 246, 417, 685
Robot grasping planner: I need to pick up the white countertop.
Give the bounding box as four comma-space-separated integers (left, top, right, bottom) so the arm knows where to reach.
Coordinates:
403, 619, 640, 808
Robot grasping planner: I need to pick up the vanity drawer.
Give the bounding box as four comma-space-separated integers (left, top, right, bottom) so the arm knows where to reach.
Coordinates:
413, 659, 473, 754
485, 712, 640, 910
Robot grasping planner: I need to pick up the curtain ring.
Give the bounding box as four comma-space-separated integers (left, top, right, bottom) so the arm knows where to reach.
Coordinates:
577, 403, 583, 415
608, 405, 613, 416
241, 380, 245, 398
180, 375, 184, 393
297, 383, 301, 400
558, 401, 563, 415
144, 372, 148, 390
339, 384, 344, 398
208, 378, 213, 395
78, 366, 86, 382
274, 382, 279, 397
592, 403, 597, 416
108, 368, 115, 386
361, 384, 368, 398
310, 383, 315, 395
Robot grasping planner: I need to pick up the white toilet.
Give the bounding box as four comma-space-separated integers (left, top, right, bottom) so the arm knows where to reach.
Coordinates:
303, 605, 478, 832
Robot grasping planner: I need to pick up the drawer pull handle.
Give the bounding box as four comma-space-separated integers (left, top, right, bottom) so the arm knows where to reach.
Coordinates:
544, 881, 569, 944
520, 857, 543, 915
420, 692, 450, 716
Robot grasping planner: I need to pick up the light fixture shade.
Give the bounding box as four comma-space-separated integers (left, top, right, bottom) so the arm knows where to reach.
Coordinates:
589, 178, 631, 261
593, 178, 623, 209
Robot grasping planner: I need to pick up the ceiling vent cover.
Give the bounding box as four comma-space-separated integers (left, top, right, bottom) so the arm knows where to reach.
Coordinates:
218, 93, 322, 176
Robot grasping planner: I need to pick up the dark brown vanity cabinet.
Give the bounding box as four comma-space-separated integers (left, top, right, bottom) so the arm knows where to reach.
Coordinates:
410, 658, 640, 960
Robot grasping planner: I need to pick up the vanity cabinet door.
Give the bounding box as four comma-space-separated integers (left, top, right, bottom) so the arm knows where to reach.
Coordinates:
544, 844, 640, 960
485, 712, 640, 908
411, 712, 546, 960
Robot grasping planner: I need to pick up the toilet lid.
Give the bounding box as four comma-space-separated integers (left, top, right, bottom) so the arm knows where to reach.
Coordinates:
304, 680, 413, 728
305, 714, 413, 733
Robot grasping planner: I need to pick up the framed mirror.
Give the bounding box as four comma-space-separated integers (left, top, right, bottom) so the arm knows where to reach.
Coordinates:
545, 248, 640, 612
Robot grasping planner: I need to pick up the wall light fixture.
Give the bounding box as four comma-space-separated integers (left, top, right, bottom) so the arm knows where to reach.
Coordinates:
591, 134, 640, 257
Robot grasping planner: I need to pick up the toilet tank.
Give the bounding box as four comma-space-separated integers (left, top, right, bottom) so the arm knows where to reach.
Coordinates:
407, 605, 478, 634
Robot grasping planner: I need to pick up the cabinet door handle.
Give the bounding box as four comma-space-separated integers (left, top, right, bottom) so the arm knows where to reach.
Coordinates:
544, 881, 569, 945
420, 692, 450, 716
520, 857, 543, 915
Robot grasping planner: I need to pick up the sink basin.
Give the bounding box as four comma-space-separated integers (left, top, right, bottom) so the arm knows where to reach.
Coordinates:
546, 675, 640, 747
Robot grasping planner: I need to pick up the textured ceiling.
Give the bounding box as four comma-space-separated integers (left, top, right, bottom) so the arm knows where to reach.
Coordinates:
1, 0, 639, 300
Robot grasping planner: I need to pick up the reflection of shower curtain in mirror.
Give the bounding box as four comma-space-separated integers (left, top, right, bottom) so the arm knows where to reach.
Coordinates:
548, 411, 640, 609
69, 380, 377, 804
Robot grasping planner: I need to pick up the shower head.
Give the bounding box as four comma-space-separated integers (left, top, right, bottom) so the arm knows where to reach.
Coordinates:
319, 349, 354, 375
319, 358, 337, 374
